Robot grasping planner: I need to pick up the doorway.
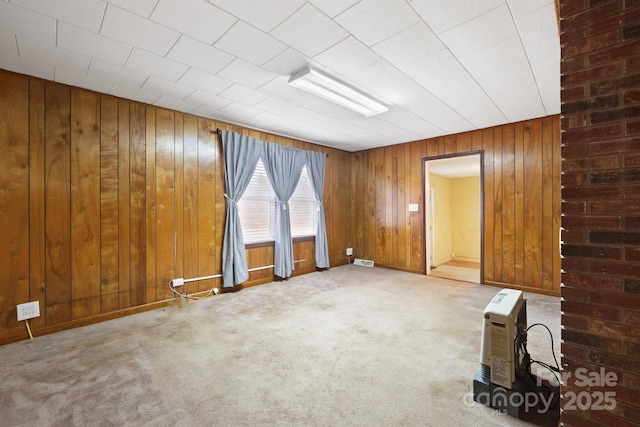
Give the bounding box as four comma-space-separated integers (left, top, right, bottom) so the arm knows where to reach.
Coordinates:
424, 152, 483, 284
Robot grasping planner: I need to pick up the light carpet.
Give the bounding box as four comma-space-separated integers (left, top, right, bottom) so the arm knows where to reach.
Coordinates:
0, 265, 560, 426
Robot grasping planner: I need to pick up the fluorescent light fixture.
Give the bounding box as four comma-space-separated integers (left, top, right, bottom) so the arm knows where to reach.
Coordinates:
288, 66, 387, 117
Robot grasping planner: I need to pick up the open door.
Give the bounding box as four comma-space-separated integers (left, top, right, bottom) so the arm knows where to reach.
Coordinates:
424, 152, 483, 284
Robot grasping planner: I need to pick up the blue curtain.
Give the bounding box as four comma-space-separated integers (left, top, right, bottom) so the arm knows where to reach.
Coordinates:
262, 143, 306, 279
306, 151, 329, 268
220, 131, 264, 287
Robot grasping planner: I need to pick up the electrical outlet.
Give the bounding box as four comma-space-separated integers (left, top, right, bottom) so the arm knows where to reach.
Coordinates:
171, 278, 184, 288
17, 301, 40, 321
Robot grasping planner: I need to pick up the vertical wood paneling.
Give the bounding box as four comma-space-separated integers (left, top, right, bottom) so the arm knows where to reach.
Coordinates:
174, 113, 184, 283
182, 116, 198, 296
145, 107, 157, 304
493, 127, 503, 281
155, 108, 175, 301
45, 83, 72, 324
71, 90, 101, 319
0, 72, 30, 331
483, 128, 495, 282
542, 116, 555, 290
100, 96, 120, 314
352, 116, 561, 294
502, 124, 516, 285
118, 100, 131, 310
29, 79, 46, 329
197, 119, 216, 291
523, 120, 543, 287
129, 102, 146, 307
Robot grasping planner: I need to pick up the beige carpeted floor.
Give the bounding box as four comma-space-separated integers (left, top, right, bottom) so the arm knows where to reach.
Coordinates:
430, 261, 481, 283
0, 265, 560, 426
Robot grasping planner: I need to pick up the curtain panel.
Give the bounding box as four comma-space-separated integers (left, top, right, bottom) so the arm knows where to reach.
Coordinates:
220, 131, 329, 286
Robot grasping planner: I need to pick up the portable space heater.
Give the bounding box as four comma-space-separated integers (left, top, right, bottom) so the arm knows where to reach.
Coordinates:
472, 289, 560, 426
473, 289, 528, 417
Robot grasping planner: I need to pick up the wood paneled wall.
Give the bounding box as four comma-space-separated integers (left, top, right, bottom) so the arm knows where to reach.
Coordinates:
0, 68, 561, 343
351, 116, 561, 295
0, 70, 351, 343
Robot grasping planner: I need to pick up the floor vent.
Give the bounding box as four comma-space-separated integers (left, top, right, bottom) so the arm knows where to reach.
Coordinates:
353, 258, 375, 267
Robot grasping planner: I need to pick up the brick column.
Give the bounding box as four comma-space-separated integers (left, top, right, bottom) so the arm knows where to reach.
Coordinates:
560, 0, 640, 425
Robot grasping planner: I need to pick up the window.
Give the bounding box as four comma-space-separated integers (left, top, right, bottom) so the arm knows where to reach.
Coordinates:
238, 159, 317, 243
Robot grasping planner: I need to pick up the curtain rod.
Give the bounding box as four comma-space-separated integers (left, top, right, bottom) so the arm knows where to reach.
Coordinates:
215, 128, 328, 157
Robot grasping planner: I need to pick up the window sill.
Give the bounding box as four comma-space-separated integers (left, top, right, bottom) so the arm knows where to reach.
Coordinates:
245, 235, 315, 249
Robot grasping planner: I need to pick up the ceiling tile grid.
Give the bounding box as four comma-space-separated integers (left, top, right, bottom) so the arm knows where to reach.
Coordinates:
0, 0, 560, 152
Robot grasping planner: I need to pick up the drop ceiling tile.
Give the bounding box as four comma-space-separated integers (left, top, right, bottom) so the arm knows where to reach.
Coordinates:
253, 97, 297, 115
185, 89, 232, 109
526, 35, 560, 114
58, 22, 131, 66
154, 94, 200, 113
215, 21, 287, 66
220, 102, 262, 118
400, 49, 474, 100
270, 3, 349, 57
340, 59, 412, 105
402, 89, 471, 133
290, 93, 362, 121
251, 111, 289, 127
307, 0, 359, 18
105, 0, 157, 17
443, 85, 507, 129
507, 0, 553, 18
167, 36, 234, 74
178, 68, 232, 94
257, 75, 305, 101
192, 103, 229, 119
0, 51, 54, 81
373, 22, 444, 65
0, 1, 56, 45
515, 3, 558, 46
11, 0, 106, 32
110, 83, 161, 104
261, 48, 312, 77
125, 48, 189, 82
334, 0, 421, 47
17, 36, 90, 73
100, 4, 180, 56
314, 37, 381, 76
439, 4, 517, 58
219, 84, 269, 105
141, 75, 195, 99
207, 0, 305, 33
409, 0, 504, 34
89, 58, 149, 88
0, 29, 18, 57
216, 59, 276, 89
457, 36, 527, 86
55, 66, 114, 93
381, 107, 442, 137
150, 0, 236, 45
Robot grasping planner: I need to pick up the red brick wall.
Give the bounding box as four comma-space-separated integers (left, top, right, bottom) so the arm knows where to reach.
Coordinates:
560, 0, 640, 425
